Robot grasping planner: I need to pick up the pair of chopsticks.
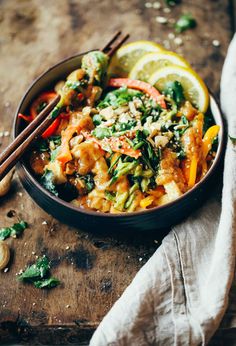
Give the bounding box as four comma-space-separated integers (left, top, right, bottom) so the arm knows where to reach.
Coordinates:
0, 31, 129, 182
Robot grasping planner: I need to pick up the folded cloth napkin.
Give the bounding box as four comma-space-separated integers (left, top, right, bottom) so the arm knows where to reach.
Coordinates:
90, 34, 236, 346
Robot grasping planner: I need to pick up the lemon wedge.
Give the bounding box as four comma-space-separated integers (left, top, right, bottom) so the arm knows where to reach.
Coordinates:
129, 51, 190, 81
149, 65, 209, 112
108, 40, 164, 77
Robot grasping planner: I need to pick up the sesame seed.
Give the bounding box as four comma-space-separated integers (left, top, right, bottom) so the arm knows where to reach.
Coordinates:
163, 7, 171, 13
65, 245, 70, 250
32, 251, 36, 255
156, 16, 168, 24
145, 2, 152, 8
153, 1, 161, 9
212, 39, 220, 47
4, 268, 9, 273
139, 257, 143, 262
42, 221, 47, 225
174, 37, 183, 46
32, 302, 36, 306
168, 32, 175, 40
66, 304, 70, 308
18, 192, 23, 197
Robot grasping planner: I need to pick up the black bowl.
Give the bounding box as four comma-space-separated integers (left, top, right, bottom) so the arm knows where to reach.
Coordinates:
14, 52, 225, 232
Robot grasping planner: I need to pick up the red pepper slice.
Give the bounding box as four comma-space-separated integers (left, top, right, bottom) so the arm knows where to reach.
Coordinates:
18, 113, 34, 122
107, 78, 166, 109
30, 91, 57, 119
41, 117, 61, 139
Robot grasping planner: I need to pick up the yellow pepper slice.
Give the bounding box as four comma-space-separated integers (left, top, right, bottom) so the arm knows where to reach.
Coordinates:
202, 125, 220, 159
140, 195, 154, 209
188, 155, 198, 188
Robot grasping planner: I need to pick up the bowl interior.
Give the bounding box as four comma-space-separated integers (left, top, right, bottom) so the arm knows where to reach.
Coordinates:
14, 53, 224, 218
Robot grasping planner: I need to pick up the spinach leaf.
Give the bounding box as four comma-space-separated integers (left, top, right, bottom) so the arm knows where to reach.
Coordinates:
92, 127, 112, 139
164, 81, 185, 106
34, 277, 60, 288
114, 120, 137, 132
175, 14, 197, 33
40, 170, 58, 196
0, 220, 28, 240
19, 256, 50, 280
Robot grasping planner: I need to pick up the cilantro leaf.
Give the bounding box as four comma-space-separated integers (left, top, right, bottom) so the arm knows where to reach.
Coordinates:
164, 81, 185, 106
92, 127, 112, 139
0, 221, 28, 240
34, 277, 60, 289
175, 14, 197, 33
18, 256, 50, 280
40, 169, 58, 196
98, 87, 142, 109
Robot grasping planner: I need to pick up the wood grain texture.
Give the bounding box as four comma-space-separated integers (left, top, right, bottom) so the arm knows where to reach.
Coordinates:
0, 0, 234, 344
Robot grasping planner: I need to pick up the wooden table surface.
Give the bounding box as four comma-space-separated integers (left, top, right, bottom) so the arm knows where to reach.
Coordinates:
0, 0, 235, 345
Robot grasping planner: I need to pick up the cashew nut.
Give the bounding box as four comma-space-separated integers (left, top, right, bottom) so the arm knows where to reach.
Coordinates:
0, 169, 14, 197
0, 241, 10, 270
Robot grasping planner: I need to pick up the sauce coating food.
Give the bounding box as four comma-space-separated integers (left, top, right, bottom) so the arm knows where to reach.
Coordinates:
20, 49, 219, 213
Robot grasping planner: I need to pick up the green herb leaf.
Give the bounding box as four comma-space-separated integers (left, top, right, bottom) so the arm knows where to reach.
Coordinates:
0, 220, 28, 240
34, 277, 60, 289
92, 127, 112, 139
164, 81, 185, 106
79, 174, 95, 193
175, 14, 197, 33
98, 87, 143, 109
229, 135, 236, 145
40, 170, 58, 196
49, 135, 61, 146
93, 114, 102, 126
19, 256, 50, 281
165, 0, 181, 5
0, 228, 11, 240
50, 146, 61, 162
36, 139, 49, 152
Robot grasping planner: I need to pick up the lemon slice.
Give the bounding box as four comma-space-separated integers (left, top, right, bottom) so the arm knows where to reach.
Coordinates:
149, 65, 209, 112
108, 40, 164, 77
129, 51, 190, 81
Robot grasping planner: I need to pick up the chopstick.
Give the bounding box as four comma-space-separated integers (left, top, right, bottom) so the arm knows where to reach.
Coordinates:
101, 31, 130, 57
0, 31, 129, 182
0, 95, 60, 181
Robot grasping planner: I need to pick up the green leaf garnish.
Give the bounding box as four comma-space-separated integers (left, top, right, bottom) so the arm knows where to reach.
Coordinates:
175, 14, 197, 33
164, 81, 185, 106
34, 277, 60, 289
0, 220, 28, 240
92, 127, 112, 139
40, 169, 58, 196
19, 256, 50, 280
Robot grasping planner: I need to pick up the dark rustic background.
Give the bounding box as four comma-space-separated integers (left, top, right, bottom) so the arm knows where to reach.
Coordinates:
0, 0, 235, 345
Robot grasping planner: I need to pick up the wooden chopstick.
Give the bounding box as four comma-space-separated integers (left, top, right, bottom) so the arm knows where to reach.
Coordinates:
0, 31, 129, 182
102, 32, 130, 57
0, 95, 60, 181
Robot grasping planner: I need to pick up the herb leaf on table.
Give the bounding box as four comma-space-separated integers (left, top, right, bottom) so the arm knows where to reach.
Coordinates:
0, 220, 28, 240
175, 14, 197, 33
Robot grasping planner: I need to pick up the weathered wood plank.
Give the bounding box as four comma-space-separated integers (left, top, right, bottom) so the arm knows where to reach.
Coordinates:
0, 0, 233, 344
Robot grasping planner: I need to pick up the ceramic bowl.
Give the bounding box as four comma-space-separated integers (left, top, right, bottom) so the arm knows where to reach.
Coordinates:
13, 52, 225, 232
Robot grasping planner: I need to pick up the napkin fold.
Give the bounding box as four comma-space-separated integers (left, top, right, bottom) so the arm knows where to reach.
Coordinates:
90, 34, 236, 346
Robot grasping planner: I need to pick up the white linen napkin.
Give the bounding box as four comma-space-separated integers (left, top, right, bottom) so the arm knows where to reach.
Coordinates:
90, 34, 236, 346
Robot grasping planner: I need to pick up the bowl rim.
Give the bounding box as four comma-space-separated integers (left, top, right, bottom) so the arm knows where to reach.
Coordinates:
13, 52, 225, 219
